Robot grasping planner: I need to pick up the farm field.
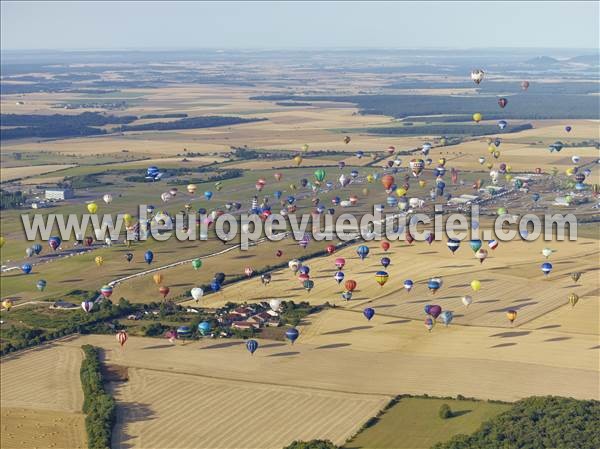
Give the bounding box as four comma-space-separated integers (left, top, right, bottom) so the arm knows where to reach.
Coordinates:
343, 397, 511, 449
0, 343, 86, 449
1, 164, 77, 181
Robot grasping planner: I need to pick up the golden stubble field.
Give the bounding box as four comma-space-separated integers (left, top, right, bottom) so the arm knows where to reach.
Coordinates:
0, 343, 86, 449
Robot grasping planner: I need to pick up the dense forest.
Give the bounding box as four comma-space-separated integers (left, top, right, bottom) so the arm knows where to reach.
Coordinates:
118, 115, 265, 132
432, 396, 600, 449
362, 123, 533, 136
251, 93, 599, 120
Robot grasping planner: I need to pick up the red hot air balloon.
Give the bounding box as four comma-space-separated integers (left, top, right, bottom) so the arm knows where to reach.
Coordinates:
326, 244, 336, 255
344, 279, 357, 292
116, 330, 128, 347
334, 257, 346, 269
276, 250, 283, 257
381, 175, 395, 191
521, 80, 530, 90
380, 241, 390, 251
405, 232, 414, 244
159, 286, 170, 298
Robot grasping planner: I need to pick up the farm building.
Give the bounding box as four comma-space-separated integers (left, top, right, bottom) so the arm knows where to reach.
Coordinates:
44, 188, 74, 201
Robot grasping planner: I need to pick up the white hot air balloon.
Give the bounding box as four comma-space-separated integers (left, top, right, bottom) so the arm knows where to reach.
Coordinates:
103, 194, 113, 204
269, 299, 282, 312
161, 192, 172, 203
191, 287, 204, 302
462, 295, 473, 307
571, 155, 580, 164
470, 69, 485, 85
542, 248, 553, 258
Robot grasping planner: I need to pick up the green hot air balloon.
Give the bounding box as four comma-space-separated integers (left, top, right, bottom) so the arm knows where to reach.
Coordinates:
192, 259, 202, 270
314, 169, 326, 183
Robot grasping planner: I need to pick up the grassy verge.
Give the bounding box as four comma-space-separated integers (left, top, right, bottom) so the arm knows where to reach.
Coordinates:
80, 344, 116, 449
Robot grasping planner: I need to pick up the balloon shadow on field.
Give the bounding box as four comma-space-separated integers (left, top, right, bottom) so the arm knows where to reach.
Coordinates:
386, 319, 410, 325
267, 351, 300, 357
450, 409, 472, 418
440, 264, 471, 269
490, 331, 531, 338
260, 342, 286, 349
478, 299, 500, 304
490, 342, 517, 348
544, 336, 571, 342
536, 324, 561, 330
201, 341, 243, 350
314, 343, 351, 350
490, 303, 537, 312
141, 344, 175, 350
588, 345, 600, 350
323, 325, 373, 335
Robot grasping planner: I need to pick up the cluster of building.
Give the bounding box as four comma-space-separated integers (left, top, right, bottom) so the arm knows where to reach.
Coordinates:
219, 303, 281, 330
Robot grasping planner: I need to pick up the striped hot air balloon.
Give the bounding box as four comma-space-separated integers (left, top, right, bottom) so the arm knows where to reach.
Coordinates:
116, 330, 128, 347
375, 271, 389, 287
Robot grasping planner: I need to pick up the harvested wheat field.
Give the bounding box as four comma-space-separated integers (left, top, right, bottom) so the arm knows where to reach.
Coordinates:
0, 343, 86, 449
0, 164, 76, 182
1, 408, 86, 449
110, 368, 390, 449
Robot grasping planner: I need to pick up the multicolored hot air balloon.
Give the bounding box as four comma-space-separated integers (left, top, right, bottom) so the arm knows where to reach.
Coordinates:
116, 330, 128, 347
375, 271, 389, 287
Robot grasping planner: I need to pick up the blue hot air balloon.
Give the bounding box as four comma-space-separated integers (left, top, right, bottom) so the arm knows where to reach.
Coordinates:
497, 120, 508, 130
342, 291, 353, 301
427, 279, 441, 293
532, 193, 540, 202
334, 271, 345, 284
177, 326, 192, 338
246, 339, 258, 355
541, 262, 553, 276
36, 279, 47, 291
469, 239, 482, 253
403, 279, 414, 292
274, 190, 282, 200
287, 195, 296, 205
440, 310, 453, 326
285, 328, 299, 344
424, 304, 432, 315
357, 245, 369, 260
363, 307, 375, 321
299, 265, 310, 275
32, 243, 42, 255
48, 236, 61, 251
387, 196, 398, 207
447, 239, 460, 254
210, 279, 221, 293
204, 191, 213, 200
21, 263, 32, 274
380, 257, 391, 268
332, 196, 341, 206
198, 321, 212, 336
144, 250, 154, 264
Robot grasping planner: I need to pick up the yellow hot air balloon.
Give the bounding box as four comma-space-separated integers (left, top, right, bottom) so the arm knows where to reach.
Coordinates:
294, 155, 303, 166
187, 184, 197, 194
366, 174, 374, 183
505, 174, 513, 182
486, 162, 494, 169
302, 144, 309, 152
418, 180, 426, 188
493, 150, 501, 159
488, 145, 495, 153
486, 137, 493, 144
153, 273, 163, 285
473, 113, 482, 123
0, 236, 5, 247
87, 203, 98, 214
565, 167, 575, 176
123, 213, 133, 225
506, 165, 512, 173
568, 293, 579, 308
94, 256, 104, 267
396, 187, 407, 197
375, 271, 389, 287
289, 184, 297, 191
362, 187, 369, 196
2, 299, 14, 311
506, 310, 517, 323
470, 279, 481, 292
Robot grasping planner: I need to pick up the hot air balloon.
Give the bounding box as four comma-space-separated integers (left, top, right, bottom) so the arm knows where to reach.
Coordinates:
506, 310, 517, 324
285, 327, 299, 344
470, 279, 481, 292
488, 240, 498, 250
344, 136, 351, 144
380, 257, 391, 268
334, 257, 345, 270
124, 253, 133, 263
521, 80, 529, 90
363, 307, 375, 321
153, 273, 163, 285
334, 271, 345, 284
440, 310, 453, 326
159, 286, 170, 298
32, 243, 42, 255
36, 279, 47, 291
314, 169, 326, 184
375, 271, 389, 287
261, 273, 272, 286
26, 247, 34, 258
345, 279, 357, 292
326, 244, 336, 255
472, 113, 482, 123
469, 240, 482, 253
381, 174, 394, 191
447, 239, 460, 254
204, 191, 213, 201
81, 300, 94, 313
294, 155, 303, 166
470, 69, 485, 85
144, 250, 154, 264
100, 285, 113, 298
424, 317, 435, 332
380, 241, 390, 252
191, 287, 204, 302
87, 202, 98, 214
116, 330, 128, 347
542, 248, 553, 259
497, 98, 508, 108
428, 278, 441, 294
570, 272, 582, 283
497, 120, 507, 130
2, 299, 14, 311
462, 295, 473, 307
356, 245, 369, 260
476, 248, 488, 264
409, 159, 425, 177
48, 236, 61, 251
269, 299, 282, 312
198, 321, 212, 336
187, 184, 197, 194
541, 262, 553, 276
303, 279, 315, 293
93, 256, 103, 267
568, 293, 579, 308
246, 339, 259, 355
403, 279, 414, 292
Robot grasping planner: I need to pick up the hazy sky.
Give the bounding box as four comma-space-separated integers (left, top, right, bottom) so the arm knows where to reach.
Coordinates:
2, 1, 598, 50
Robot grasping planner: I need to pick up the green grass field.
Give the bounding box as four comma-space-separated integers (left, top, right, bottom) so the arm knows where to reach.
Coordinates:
344, 397, 511, 449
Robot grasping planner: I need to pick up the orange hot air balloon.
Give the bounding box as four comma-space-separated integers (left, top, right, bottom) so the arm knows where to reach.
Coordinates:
344, 279, 357, 292
153, 273, 163, 285
506, 310, 517, 324
159, 286, 170, 298
381, 174, 394, 190
116, 330, 128, 347
381, 241, 390, 251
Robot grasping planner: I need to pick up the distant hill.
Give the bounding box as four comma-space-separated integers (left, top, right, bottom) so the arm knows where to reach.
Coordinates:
524, 56, 560, 66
